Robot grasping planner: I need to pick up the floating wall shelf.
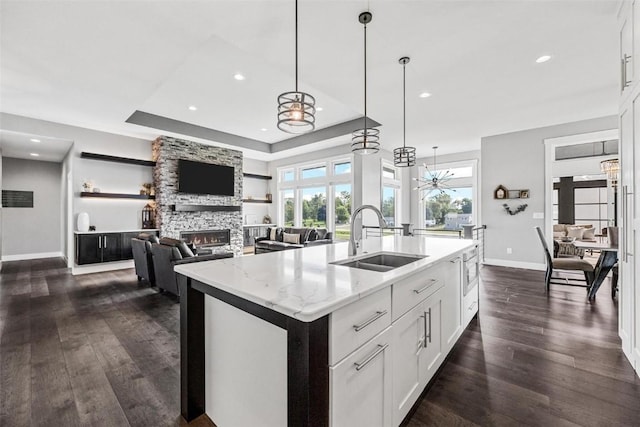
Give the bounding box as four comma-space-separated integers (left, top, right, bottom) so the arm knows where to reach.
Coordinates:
171, 205, 242, 212
81, 152, 156, 167
242, 199, 272, 204
80, 192, 155, 200
243, 173, 272, 180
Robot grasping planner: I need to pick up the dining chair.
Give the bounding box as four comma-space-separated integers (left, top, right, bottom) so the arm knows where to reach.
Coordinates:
535, 227, 595, 292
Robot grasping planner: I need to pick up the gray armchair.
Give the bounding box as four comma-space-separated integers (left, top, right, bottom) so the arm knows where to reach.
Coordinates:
132, 233, 160, 285
150, 237, 233, 296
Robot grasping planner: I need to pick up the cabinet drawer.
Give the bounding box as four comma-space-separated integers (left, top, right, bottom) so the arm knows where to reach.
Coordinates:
330, 326, 393, 427
392, 264, 445, 321
330, 287, 391, 365
462, 284, 479, 328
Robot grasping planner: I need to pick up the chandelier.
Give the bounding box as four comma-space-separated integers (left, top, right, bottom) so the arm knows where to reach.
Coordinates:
413, 146, 455, 200
393, 56, 416, 167
351, 11, 380, 155
277, 0, 316, 133
600, 158, 619, 186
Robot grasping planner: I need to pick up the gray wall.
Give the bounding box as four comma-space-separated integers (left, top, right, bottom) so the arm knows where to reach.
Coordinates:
2, 157, 62, 257
481, 115, 617, 268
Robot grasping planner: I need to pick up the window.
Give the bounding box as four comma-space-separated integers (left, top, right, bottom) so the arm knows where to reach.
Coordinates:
423, 187, 472, 231
301, 187, 327, 227
418, 159, 478, 233
382, 166, 396, 179
574, 187, 608, 233
277, 156, 352, 233
334, 162, 351, 175
382, 186, 396, 226
281, 169, 294, 182
281, 189, 295, 226
301, 165, 326, 179
334, 183, 351, 240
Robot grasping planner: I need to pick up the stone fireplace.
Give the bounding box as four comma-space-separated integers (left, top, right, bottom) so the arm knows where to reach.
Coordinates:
152, 136, 243, 256
181, 229, 231, 248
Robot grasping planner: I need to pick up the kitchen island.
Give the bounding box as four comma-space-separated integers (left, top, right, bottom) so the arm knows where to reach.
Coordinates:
175, 235, 478, 427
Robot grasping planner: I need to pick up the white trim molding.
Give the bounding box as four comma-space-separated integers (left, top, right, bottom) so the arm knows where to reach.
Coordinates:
1, 251, 64, 262
483, 258, 545, 271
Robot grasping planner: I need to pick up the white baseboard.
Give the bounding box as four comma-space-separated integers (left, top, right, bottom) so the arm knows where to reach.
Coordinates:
1, 251, 64, 261
483, 258, 546, 271
72, 260, 134, 275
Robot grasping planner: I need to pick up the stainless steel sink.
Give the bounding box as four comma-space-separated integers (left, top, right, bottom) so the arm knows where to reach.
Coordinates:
330, 252, 427, 272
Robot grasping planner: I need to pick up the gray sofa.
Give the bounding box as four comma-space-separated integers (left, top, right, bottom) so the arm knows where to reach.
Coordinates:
254, 227, 333, 254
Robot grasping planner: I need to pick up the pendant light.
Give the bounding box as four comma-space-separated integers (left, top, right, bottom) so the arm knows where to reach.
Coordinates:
352, 11, 380, 154
413, 146, 455, 200
393, 56, 416, 167
600, 158, 619, 187
277, 0, 316, 134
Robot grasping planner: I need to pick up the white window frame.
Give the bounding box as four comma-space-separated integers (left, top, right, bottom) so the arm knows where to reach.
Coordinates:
416, 159, 478, 229
277, 155, 353, 231
381, 160, 402, 226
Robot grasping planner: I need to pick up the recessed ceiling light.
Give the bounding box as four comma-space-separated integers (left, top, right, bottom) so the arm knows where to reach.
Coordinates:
419, 92, 431, 98
188, 105, 198, 111
316, 107, 323, 111
30, 138, 41, 143
234, 73, 245, 81
260, 128, 268, 132
536, 55, 552, 63
30, 153, 40, 157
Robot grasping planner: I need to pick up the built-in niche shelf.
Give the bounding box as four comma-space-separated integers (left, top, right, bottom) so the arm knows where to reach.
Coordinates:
81, 151, 156, 167
242, 199, 272, 204
171, 205, 242, 212
243, 173, 272, 180
80, 192, 155, 200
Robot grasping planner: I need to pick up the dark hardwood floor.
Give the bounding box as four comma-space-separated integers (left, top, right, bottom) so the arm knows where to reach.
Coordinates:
1, 258, 638, 426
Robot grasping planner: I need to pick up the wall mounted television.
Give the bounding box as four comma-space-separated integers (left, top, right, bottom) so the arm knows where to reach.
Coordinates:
178, 159, 235, 196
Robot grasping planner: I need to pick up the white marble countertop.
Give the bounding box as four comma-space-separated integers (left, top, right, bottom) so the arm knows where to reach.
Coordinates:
74, 229, 159, 234
175, 236, 475, 322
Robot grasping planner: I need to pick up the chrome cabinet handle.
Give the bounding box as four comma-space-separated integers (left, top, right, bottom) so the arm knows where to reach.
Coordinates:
622, 57, 627, 91
450, 257, 461, 264
422, 312, 428, 348
426, 308, 432, 344
414, 279, 437, 294
624, 54, 632, 88
353, 310, 387, 332
468, 301, 478, 312
103, 236, 107, 248
354, 344, 389, 371
98, 235, 101, 249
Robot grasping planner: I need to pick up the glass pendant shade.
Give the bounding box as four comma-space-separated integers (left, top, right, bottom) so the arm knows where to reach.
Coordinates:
277, 91, 316, 133
277, 0, 316, 134
600, 158, 619, 184
352, 11, 380, 155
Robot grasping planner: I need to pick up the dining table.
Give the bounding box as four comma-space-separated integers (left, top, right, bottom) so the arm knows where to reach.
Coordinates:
573, 240, 618, 300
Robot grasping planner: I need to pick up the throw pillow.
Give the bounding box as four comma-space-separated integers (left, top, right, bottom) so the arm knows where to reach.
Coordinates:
566, 226, 585, 240
308, 229, 318, 241
269, 227, 277, 241
283, 232, 301, 244
582, 227, 595, 240
553, 231, 565, 239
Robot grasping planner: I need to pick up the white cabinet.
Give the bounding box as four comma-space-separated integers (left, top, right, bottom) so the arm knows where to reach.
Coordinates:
392, 278, 447, 425
330, 326, 393, 427
441, 257, 462, 352
619, 0, 640, 377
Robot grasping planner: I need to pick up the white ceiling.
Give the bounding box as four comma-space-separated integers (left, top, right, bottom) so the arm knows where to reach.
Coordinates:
0, 130, 73, 162
0, 0, 620, 160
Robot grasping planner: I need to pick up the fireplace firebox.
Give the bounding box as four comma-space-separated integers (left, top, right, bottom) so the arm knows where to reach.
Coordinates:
180, 229, 230, 248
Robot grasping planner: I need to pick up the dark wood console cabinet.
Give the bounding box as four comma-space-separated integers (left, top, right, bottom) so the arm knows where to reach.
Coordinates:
75, 230, 158, 265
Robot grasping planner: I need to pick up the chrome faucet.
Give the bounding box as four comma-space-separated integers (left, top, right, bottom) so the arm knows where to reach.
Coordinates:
348, 205, 387, 256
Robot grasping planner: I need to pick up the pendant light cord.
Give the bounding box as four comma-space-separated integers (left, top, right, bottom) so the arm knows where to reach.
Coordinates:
363, 21, 368, 139
403, 62, 406, 149
295, 0, 298, 92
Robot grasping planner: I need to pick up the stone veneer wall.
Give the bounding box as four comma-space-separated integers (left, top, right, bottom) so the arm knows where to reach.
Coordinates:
152, 136, 243, 256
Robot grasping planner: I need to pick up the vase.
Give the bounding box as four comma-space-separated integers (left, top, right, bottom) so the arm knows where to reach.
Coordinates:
77, 212, 90, 232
